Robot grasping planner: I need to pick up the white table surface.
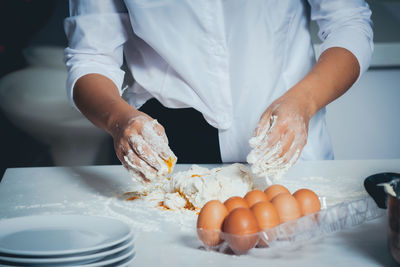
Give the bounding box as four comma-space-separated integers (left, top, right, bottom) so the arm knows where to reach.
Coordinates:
1, 160, 399, 267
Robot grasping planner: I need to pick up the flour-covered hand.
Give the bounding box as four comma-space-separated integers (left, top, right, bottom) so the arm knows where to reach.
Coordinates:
247, 94, 311, 180
112, 113, 177, 183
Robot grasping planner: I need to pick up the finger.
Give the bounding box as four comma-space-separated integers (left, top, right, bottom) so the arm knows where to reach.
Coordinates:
281, 145, 301, 169
281, 133, 306, 167
247, 134, 279, 164
115, 140, 131, 168
255, 130, 295, 173
250, 139, 284, 174
115, 142, 148, 182
264, 128, 299, 167
141, 119, 175, 161
124, 151, 157, 181
250, 129, 294, 176
153, 120, 169, 144
128, 134, 163, 171
253, 115, 271, 139
247, 118, 284, 164
258, 122, 282, 153
278, 130, 295, 158
128, 116, 176, 166
126, 165, 149, 183
263, 121, 307, 172
121, 146, 158, 181
254, 109, 274, 137
249, 141, 284, 179
263, 140, 284, 165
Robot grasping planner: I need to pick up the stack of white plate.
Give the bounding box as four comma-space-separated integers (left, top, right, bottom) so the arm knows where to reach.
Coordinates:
0, 215, 135, 267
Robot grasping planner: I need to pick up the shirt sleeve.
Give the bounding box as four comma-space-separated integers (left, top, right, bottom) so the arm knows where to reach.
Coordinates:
64, 0, 130, 109
308, 0, 374, 80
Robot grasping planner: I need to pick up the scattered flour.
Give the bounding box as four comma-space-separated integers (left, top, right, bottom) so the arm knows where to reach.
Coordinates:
4, 194, 195, 233
1, 165, 369, 236
279, 176, 368, 206
134, 163, 254, 211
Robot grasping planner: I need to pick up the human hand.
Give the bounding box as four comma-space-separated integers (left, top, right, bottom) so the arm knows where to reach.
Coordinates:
247, 93, 311, 180
111, 112, 177, 183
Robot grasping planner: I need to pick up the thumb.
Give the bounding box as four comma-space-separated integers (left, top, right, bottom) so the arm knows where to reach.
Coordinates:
254, 110, 274, 137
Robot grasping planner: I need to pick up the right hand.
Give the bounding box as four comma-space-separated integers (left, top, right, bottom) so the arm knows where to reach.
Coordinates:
111, 112, 177, 183
72, 74, 176, 182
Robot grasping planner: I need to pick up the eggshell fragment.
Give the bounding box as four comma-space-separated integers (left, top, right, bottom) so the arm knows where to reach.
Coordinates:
293, 189, 321, 215
197, 200, 228, 247
222, 208, 259, 254
224, 196, 249, 213
244, 190, 269, 207
264, 184, 290, 201
271, 193, 301, 223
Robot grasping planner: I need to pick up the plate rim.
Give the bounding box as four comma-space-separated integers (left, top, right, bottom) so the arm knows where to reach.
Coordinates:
0, 236, 134, 264
69, 245, 135, 267
0, 215, 133, 256
0, 247, 136, 267
104, 251, 136, 267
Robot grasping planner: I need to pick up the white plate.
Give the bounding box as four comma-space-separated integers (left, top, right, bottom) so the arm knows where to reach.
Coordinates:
0, 237, 134, 265
0, 215, 133, 256
0, 246, 135, 267
107, 252, 136, 267
72, 245, 135, 267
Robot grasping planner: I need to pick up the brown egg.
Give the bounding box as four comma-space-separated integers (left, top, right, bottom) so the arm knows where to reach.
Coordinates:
197, 200, 228, 247
244, 190, 269, 207
251, 201, 280, 230
271, 193, 301, 223
222, 207, 259, 254
224, 196, 249, 213
264, 184, 290, 201
293, 189, 321, 216
251, 201, 280, 247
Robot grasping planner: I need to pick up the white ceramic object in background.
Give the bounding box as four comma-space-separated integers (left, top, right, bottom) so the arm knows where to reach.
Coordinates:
0, 46, 110, 166
24, 45, 66, 70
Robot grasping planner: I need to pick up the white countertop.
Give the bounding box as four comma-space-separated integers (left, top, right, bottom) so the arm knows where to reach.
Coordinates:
1, 160, 399, 266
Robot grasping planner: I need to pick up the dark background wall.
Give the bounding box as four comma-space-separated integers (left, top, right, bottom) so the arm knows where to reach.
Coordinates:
0, 0, 69, 177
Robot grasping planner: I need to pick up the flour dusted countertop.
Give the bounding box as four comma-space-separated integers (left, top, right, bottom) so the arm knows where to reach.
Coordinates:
0, 160, 399, 266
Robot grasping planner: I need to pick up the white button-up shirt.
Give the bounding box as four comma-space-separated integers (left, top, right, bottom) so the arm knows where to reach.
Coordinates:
64, 0, 373, 163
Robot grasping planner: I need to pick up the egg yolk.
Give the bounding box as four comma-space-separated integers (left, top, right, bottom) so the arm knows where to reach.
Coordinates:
163, 156, 175, 174
126, 196, 139, 201
176, 190, 196, 211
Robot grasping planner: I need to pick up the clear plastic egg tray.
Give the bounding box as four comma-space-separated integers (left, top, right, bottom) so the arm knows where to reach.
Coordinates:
198, 196, 384, 255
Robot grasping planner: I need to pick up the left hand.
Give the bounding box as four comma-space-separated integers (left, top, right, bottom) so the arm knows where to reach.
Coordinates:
247, 92, 312, 177
248, 47, 360, 179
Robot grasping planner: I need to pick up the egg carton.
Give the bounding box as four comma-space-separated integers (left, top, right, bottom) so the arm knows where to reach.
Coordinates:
197, 196, 384, 255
